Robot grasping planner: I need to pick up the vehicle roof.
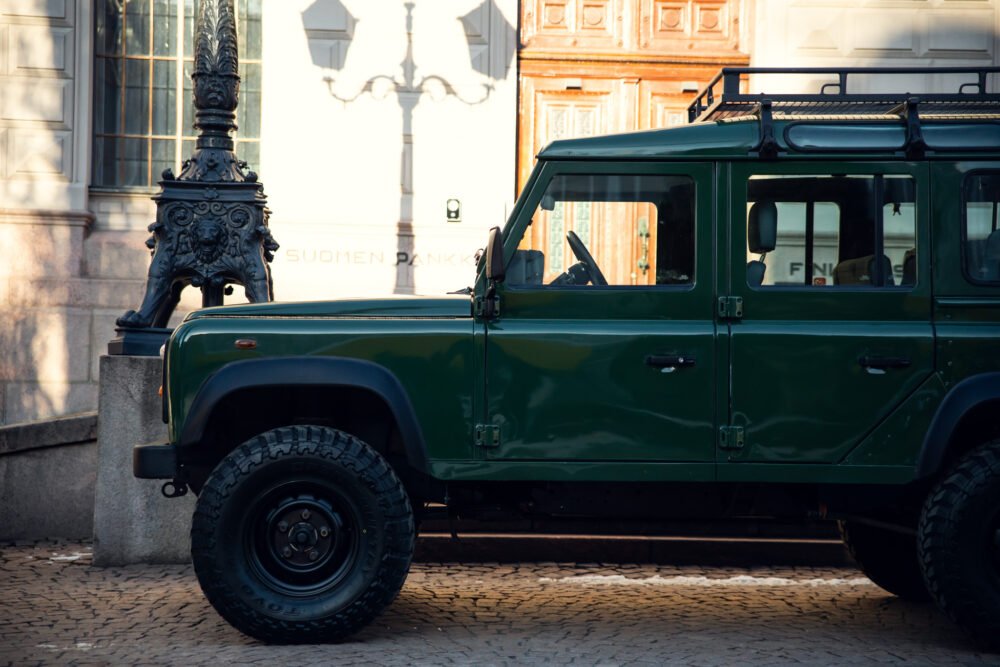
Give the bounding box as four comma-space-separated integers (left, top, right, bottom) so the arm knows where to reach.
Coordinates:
539, 66, 1000, 162
538, 121, 758, 160
537, 117, 1000, 161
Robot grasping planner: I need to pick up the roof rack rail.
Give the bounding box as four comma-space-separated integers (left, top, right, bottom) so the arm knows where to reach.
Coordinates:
687, 66, 1000, 124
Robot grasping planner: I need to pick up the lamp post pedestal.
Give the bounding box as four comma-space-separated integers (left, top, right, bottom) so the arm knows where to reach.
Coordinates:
110, 0, 277, 354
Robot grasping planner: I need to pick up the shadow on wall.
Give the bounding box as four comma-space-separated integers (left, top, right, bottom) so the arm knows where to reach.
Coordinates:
1, 182, 93, 426
300, 0, 514, 294
302, 0, 514, 78
0, 19, 88, 424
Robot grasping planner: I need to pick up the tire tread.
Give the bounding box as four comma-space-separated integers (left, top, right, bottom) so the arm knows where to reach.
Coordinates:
190, 426, 415, 644
918, 439, 1000, 649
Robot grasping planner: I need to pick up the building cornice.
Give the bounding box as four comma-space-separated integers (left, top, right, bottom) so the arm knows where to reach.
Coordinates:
0, 208, 95, 228
519, 51, 750, 67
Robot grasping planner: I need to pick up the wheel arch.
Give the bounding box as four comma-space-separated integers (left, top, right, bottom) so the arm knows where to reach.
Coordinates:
916, 372, 1000, 478
177, 356, 430, 479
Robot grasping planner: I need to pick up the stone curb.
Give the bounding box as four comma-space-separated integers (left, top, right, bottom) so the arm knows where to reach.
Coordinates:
0, 411, 97, 456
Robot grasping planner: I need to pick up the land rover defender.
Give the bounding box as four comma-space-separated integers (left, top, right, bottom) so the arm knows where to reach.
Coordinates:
135, 67, 1000, 646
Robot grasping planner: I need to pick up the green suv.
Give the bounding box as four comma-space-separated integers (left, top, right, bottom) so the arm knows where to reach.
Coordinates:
136, 66, 1000, 646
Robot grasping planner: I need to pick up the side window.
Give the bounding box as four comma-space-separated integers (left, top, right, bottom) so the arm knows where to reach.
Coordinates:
746, 174, 917, 289
964, 173, 1000, 283
510, 174, 695, 287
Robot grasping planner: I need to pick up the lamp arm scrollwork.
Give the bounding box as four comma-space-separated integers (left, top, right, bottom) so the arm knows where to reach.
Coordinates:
324, 74, 403, 103
416, 75, 493, 106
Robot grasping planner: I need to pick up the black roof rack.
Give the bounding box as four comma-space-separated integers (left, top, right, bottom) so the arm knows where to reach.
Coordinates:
687, 67, 1000, 159
687, 66, 1000, 123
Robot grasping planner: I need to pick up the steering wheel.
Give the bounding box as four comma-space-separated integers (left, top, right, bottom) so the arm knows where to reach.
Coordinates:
566, 231, 608, 286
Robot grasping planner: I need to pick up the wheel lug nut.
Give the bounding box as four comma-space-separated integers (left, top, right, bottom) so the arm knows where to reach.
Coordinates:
277, 521, 288, 532
301, 509, 311, 520
320, 527, 329, 538
282, 547, 292, 559
309, 550, 319, 561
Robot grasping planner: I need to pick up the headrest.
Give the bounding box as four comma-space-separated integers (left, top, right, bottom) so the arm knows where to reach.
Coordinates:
747, 259, 766, 287
748, 200, 777, 254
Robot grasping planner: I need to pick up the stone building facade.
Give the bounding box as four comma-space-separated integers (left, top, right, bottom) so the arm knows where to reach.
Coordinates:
1, 0, 999, 425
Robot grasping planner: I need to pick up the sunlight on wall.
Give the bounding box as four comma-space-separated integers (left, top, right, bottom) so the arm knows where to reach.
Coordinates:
751, 0, 997, 94
262, 0, 517, 300
0, 1, 88, 424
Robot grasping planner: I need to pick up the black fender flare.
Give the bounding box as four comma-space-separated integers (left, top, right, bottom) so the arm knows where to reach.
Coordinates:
916, 372, 1000, 478
178, 356, 429, 472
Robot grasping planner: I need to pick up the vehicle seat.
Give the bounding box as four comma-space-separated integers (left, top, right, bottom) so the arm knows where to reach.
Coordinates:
747, 200, 777, 287
833, 254, 893, 286
901, 249, 916, 286
984, 230, 1000, 281
506, 249, 545, 286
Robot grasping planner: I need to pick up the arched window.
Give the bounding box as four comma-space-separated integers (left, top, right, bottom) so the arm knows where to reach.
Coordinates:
92, 0, 262, 188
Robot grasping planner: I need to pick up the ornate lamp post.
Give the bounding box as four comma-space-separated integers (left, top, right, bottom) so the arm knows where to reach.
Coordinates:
111, 0, 278, 355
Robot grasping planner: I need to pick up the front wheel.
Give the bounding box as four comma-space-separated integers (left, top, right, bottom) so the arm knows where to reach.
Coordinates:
918, 440, 1000, 649
191, 425, 415, 643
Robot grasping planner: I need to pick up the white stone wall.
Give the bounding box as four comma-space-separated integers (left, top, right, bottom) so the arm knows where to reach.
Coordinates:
750, 0, 1000, 91
263, 0, 518, 300
0, 0, 101, 424
0, 0, 90, 210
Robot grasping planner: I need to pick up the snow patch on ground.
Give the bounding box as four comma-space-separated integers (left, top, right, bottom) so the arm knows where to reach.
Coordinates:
538, 574, 874, 587
48, 551, 91, 562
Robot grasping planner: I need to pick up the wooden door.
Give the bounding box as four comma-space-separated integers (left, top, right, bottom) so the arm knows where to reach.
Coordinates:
518, 75, 629, 282
517, 0, 749, 283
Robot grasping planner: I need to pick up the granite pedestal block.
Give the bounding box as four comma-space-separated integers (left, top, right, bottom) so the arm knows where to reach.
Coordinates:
93, 355, 193, 565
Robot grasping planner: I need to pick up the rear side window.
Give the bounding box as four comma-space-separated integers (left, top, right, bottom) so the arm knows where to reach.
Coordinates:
746, 174, 917, 289
964, 173, 1000, 284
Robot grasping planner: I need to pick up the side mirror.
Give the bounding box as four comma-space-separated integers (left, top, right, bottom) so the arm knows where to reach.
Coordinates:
485, 226, 505, 282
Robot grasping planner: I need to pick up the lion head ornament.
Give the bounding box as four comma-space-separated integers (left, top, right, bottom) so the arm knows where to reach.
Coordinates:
190, 216, 228, 264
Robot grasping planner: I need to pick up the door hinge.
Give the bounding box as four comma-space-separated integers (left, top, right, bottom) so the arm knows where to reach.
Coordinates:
717, 296, 743, 320
718, 425, 744, 450
474, 295, 500, 319
474, 424, 501, 448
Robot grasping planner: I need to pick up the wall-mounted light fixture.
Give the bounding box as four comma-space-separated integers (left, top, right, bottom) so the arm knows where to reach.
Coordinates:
446, 198, 462, 222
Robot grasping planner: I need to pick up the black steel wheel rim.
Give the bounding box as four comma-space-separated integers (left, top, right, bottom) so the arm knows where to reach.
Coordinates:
244, 481, 362, 596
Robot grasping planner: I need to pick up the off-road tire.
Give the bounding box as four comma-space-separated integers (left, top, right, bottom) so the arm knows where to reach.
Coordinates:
839, 520, 929, 601
191, 425, 415, 643
918, 440, 1000, 650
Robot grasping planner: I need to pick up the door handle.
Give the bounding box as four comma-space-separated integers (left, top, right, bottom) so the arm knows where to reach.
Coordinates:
858, 355, 911, 372
645, 354, 696, 373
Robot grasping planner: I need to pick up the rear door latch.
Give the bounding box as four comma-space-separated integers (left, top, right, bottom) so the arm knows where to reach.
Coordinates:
474, 424, 501, 448
718, 425, 745, 450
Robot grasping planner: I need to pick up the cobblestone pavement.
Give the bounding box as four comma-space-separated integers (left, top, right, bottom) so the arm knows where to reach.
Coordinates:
1, 541, 997, 666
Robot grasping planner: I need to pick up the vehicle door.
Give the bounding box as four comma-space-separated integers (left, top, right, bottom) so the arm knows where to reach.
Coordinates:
481, 161, 719, 470
723, 162, 934, 464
